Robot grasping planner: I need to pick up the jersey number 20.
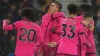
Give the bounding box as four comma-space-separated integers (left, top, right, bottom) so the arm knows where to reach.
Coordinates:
19, 28, 36, 42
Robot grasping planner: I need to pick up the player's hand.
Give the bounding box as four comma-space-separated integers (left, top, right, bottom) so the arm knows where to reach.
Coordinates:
3, 19, 10, 23
90, 25, 94, 30
48, 42, 57, 47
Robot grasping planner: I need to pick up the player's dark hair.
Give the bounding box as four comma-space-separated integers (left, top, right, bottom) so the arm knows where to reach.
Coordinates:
84, 12, 93, 19
67, 3, 78, 14
53, 1, 62, 11
20, 8, 36, 22
96, 6, 100, 13
78, 4, 92, 15
45, 5, 50, 13
85, 5, 92, 12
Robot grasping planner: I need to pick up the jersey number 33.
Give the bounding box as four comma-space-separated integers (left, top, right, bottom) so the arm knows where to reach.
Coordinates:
62, 24, 76, 38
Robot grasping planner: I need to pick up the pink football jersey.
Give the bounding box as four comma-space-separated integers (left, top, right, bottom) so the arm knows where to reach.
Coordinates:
3, 19, 44, 56
51, 12, 65, 42
41, 12, 65, 44
41, 14, 52, 44
57, 17, 78, 55
77, 22, 92, 56
41, 12, 65, 56
57, 18, 91, 55
76, 15, 96, 55
86, 21, 96, 54
76, 15, 83, 22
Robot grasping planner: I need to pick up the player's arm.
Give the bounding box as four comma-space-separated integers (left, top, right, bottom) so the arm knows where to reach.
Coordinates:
51, 12, 65, 35
86, 29, 96, 53
48, 39, 60, 48
36, 26, 44, 44
90, 20, 95, 31
3, 19, 14, 30
36, 25, 44, 53
78, 28, 91, 48
88, 20, 95, 41
88, 28, 95, 46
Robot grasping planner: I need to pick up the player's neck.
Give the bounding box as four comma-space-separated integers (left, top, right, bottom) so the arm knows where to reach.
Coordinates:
22, 17, 31, 22
69, 14, 76, 18
53, 11, 59, 13
47, 11, 53, 14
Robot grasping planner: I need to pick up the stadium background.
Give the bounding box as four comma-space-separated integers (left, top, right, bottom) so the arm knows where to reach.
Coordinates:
0, 0, 100, 56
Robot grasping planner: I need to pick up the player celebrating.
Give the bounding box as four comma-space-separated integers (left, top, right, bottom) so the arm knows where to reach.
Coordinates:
41, 1, 65, 56
3, 8, 44, 56
77, 12, 94, 56
56, 4, 91, 56
56, 3, 79, 56
76, 4, 96, 56
76, 4, 92, 22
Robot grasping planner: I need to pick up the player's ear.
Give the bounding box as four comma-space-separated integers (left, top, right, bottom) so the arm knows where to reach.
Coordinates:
57, 8, 59, 11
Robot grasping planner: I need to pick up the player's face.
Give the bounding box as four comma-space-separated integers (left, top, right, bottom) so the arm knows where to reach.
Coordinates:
47, 7, 52, 14
50, 3, 58, 13
85, 17, 93, 25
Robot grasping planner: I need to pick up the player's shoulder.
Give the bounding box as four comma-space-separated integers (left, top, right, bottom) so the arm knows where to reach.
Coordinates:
53, 12, 65, 18
76, 15, 83, 22
63, 17, 70, 22
42, 14, 51, 19
76, 15, 83, 19
31, 22, 40, 28
13, 21, 22, 25
76, 22, 82, 27
76, 22, 84, 30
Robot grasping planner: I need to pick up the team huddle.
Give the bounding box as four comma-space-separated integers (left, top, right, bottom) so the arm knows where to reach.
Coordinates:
2, 1, 96, 56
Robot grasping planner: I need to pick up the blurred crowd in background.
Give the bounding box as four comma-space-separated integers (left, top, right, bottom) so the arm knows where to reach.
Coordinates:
0, 0, 100, 56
